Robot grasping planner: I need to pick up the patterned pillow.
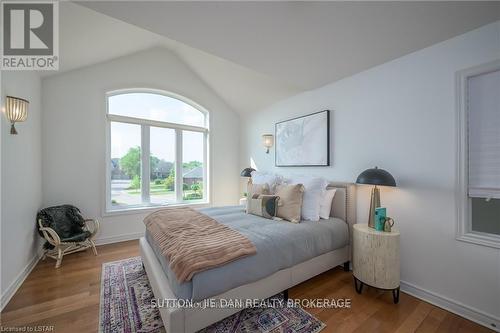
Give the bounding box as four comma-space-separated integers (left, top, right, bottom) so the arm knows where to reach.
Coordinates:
247, 195, 280, 219
246, 182, 270, 212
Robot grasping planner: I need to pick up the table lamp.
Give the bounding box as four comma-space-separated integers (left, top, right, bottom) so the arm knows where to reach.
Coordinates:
356, 166, 396, 228
241, 167, 255, 186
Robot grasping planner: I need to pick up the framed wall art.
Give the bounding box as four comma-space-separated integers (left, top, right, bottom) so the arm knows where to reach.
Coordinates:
275, 110, 330, 167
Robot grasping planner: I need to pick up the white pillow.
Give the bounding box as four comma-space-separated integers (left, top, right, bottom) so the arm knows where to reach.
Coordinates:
286, 176, 327, 221
319, 189, 337, 219
251, 171, 283, 192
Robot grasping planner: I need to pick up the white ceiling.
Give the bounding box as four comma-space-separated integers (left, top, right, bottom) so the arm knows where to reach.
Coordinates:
50, 2, 300, 114
56, 2, 164, 75
54, 2, 499, 114
78, 1, 500, 90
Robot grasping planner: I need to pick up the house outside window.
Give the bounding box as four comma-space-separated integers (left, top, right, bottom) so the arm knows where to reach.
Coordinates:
105, 89, 209, 213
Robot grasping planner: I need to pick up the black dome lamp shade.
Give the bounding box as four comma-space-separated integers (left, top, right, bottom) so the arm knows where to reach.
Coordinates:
356, 167, 396, 229
241, 168, 256, 193
356, 167, 396, 187
240, 168, 256, 178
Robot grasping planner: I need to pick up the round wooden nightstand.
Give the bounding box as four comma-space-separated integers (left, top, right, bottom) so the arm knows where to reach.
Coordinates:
352, 223, 400, 303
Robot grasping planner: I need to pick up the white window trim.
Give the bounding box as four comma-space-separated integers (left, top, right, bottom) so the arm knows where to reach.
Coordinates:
104, 88, 211, 215
455, 59, 500, 249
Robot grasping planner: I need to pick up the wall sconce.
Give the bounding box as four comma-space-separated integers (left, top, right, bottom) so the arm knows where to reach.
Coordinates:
5, 96, 29, 135
262, 134, 274, 154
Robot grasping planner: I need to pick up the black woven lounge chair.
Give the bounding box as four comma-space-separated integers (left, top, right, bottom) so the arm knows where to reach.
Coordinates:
37, 205, 99, 268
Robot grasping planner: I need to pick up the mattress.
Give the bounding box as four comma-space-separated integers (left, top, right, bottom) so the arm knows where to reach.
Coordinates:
145, 205, 349, 301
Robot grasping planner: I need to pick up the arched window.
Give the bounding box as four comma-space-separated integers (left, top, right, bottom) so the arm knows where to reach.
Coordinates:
106, 90, 209, 212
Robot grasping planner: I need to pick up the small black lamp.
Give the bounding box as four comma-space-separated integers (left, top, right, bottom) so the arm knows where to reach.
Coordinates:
240, 168, 256, 178
356, 166, 396, 229
241, 168, 256, 197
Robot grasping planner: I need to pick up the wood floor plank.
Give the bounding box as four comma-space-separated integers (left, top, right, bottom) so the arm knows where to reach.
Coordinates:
394, 301, 433, 333
415, 307, 448, 333
0, 240, 493, 333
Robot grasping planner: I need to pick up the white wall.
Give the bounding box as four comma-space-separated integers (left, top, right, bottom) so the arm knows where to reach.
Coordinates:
241, 21, 500, 326
1, 72, 43, 309
42, 47, 240, 244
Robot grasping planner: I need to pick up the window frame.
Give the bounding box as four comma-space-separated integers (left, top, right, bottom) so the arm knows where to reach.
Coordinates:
104, 88, 210, 215
455, 60, 500, 248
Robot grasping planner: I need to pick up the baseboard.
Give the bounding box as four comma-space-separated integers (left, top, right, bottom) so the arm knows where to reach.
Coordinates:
0, 233, 142, 311
4, 240, 496, 332
1, 248, 43, 312
400, 280, 499, 332
94, 232, 143, 246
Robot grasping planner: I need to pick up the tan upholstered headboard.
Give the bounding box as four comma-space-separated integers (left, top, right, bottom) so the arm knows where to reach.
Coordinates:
327, 182, 356, 249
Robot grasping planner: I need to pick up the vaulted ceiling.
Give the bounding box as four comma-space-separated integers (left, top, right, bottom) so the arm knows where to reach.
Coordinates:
78, 1, 500, 90
50, 2, 300, 114
56, 2, 500, 114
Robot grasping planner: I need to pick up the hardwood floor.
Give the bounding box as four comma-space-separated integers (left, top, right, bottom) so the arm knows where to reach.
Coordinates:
0, 240, 493, 333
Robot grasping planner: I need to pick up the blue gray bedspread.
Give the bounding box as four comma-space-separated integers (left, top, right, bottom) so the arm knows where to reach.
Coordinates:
145, 205, 348, 301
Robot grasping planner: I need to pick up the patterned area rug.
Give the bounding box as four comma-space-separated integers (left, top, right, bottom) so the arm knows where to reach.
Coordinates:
99, 257, 326, 333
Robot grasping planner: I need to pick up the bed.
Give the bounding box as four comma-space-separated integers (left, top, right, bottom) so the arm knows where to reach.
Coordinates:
140, 181, 356, 333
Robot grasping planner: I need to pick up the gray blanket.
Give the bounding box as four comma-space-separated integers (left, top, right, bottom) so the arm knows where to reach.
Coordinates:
145, 205, 349, 300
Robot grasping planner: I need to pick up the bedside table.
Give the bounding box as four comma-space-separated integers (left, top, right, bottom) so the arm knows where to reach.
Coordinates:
352, 223, 400, 303
239, 197, 247, 206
